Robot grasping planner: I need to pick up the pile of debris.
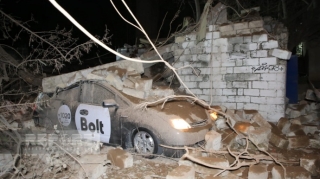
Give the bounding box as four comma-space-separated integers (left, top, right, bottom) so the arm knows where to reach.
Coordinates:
42, 60, 175, 100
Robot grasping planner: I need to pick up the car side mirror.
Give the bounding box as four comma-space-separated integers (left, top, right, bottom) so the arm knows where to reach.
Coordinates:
102, 99, 119, 112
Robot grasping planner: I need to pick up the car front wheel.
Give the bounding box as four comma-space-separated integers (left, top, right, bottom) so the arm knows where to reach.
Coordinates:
132, 128, 161, 158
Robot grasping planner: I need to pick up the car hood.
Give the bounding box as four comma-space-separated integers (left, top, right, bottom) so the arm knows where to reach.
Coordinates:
148, 100, 209, 125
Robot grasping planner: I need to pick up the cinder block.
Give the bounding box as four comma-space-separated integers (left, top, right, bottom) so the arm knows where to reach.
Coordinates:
270, 49, 292, 60
233, 82, 248, 88
230, 52, 247, 59
220, 24, 234, 32
224, 73, 260, 81
251, 50, 268, 58
266, 97, 285, 105
244, 36, 252, 43
237, 29, 251, 35
229, 36, 244, 44
243, 103, 259, 110
260, 89, 276, 97
151, 88, 174, 97
234, 44, 240, 52
252, 81, 268, 89
212, 46, 219, 53
243, 58, 259, 66
220, 44, 233, 52
166, 165, 195, 179
262, 40, 279, 49
248, 165, 268, 179
213, 38, 228, 46
251, 27, 265, 33
182, 41, 195, 49
259, 57, 279, 65
284, 166, 312, 179
213, 32, 221, 39
252, 34, 268, 42
249, 20, 264, 28
234, 22, 248, 30
107, 148, 133, 169
205, 130, 222, 151
271, 166, 284, 179
251, 96, 268, 104
222, 89, 237, 95
209, 24, 219, 31
243, 89, 260, 96
233, 66, 252, 73
240, 43, 258, 51
221, 30, 237, 37
261, 73, 277, 81
270, 129, 289, 149
206, 32, 213, 40
236, 96, 250, 102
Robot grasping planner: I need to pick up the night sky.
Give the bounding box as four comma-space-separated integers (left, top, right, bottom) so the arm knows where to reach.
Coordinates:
0, 0, 193, 72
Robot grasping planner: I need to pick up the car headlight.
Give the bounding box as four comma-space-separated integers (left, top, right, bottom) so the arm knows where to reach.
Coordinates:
171, 119, 191, 130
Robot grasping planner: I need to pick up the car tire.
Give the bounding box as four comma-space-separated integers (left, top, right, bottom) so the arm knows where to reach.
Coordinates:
132, 128, 162, 159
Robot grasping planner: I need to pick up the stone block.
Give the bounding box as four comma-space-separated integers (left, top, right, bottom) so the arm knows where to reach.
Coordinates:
107, 148, 133, 169
205, 130, 222, 151
270, 49, 292, 60
259, 57, 279, 65
166, 165, 195, 179
287, 135, 309, 149
252, 34, 268, 42
262, 40, 279, 49
220, 24, 233, 32
248, 127, 271, 146
234, 22, 248, 30
229, 37, 244, 44
240, 43, 258, 51
237, 29, 251, 35
250, 50, 268, 57
249, 20, 264, 28
248, 165, 268, 179
122, 87, 148, 99
251, 112, 272, 128
213, 32, 221, 39
300, 156, 320, 176
209, 25, 220, 31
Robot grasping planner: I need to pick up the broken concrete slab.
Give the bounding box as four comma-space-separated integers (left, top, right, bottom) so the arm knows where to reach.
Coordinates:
205, 130, 222, 151
248, 165, 268, 179
42, 60, 144, 93
166, 165, 195, 179
107, 148, 133, 169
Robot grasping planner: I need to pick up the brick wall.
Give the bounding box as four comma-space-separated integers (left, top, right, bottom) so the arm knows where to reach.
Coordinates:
174, 19, 290, 122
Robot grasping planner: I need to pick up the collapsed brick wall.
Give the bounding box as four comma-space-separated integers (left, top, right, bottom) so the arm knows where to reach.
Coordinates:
174, 18, 290, 122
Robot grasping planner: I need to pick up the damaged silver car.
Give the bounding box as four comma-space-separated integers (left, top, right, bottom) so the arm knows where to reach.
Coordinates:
35, 80, 214, 158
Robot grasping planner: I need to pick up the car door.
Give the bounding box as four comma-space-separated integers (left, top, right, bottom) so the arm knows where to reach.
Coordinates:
76, 81, 117, 144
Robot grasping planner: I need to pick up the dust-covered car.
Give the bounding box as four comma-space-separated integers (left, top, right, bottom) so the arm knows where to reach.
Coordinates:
35, 80, 214, 157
